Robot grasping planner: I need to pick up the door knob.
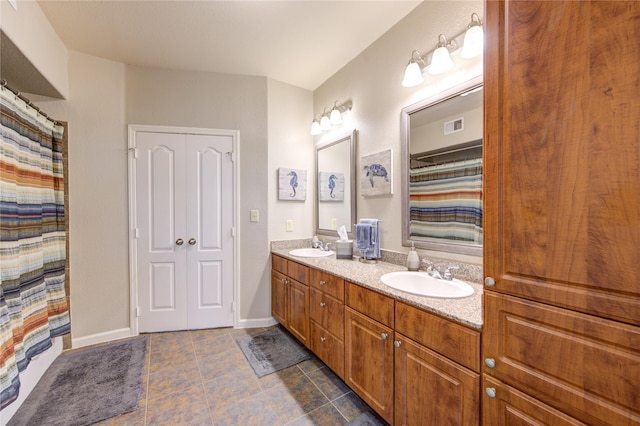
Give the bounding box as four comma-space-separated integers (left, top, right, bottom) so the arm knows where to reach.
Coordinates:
188, 238, 196, 245
176, 238, 184, 246
319, 302, 326, 307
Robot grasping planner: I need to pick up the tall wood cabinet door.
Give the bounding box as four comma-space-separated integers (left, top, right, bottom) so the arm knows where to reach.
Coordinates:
484, 0, 640, 325
271, 270, 287, 327
395, 334, 480, 426
482, 375, 587, 426
345, 307, 394, 424
287, 279, 309, 348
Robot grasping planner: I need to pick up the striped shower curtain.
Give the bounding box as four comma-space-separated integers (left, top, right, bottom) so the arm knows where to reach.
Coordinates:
409, 158, 483, 243
0, 87, 70, 408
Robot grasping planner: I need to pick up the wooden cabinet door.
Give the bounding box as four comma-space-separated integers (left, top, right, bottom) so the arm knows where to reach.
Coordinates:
484, 0, 640, 325
271, 270, 287, 327
345, 307, 394, 424
482, 375, 587, 426
287, 279, 309, 348
395, 333, 480, 426
483, 292, 640, 425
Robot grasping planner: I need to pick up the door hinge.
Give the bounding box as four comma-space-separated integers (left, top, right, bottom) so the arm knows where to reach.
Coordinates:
231, 227, 236, 237
136, 306, 140, 317
129, 147, 138, 158
231, 302, 235, 313
226, 151, 235, 162
134, 228, 139, 239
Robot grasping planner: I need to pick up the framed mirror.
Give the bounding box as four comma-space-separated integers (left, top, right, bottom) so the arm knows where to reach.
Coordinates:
315, 130, 357, 238
401, 76, 483, 256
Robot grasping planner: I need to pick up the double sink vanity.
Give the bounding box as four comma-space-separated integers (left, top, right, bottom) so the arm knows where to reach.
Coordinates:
271, 240, 483, 425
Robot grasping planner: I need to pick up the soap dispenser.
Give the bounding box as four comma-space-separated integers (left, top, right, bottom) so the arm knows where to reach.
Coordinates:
312, 234, 319, 248
407, 242, 420, 271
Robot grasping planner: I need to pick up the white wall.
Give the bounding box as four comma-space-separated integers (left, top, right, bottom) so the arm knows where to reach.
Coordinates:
313, 0, 483, 264
267, 79, 314, 241
126, 66, 272, 326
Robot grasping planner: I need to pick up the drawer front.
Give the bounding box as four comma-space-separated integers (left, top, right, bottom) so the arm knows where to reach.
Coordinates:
310, 320, 345, 379
484, 292, 640, 426
272, 254, 287, 274
309, 269, 344, 301
396, 301, 480, 372
345, 282, 394, 328
482, 375, 587, 426
287, 260, 309, 285
309, 288, 344, 340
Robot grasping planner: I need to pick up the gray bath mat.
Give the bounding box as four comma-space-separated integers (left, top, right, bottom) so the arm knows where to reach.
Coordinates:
346, 411, 388, 426
8, 336, 147, 426
236, 327, 310, 377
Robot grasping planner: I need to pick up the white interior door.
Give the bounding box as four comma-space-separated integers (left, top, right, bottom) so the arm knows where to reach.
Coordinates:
133, 129, 234, 333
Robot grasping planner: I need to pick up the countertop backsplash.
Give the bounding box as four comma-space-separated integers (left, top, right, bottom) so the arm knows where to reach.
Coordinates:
270, 238, 483, 285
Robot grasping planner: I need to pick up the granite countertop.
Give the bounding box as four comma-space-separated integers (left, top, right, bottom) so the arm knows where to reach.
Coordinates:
271, 245, 483, 331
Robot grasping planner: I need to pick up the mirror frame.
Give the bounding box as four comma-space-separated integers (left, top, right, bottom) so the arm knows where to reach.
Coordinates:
315, 130, 357, 238
401, 76, 483, 257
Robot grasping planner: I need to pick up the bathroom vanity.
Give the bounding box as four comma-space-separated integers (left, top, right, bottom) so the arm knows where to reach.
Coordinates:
271, 248, 482, 425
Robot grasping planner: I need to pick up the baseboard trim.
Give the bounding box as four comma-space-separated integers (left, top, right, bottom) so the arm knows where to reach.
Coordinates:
71, 327, 133, 349
236, 317, 277, 329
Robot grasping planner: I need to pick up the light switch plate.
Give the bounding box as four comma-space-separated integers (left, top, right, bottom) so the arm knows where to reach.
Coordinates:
286, 220, 293, 232
250, 210, 259, 222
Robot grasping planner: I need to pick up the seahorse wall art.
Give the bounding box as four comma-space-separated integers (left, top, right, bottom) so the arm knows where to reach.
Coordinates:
360, 149, 393, 196
319, 172, 344, 201
278, 168, 307, 201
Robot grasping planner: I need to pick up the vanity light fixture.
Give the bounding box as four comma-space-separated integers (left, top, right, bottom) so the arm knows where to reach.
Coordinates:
402, 51, 426, 87
310, 114, 322, 135
428, 34, 456, 75
460, 13, 484, 59
310, 100, 352, 135
401, 12, 484, 87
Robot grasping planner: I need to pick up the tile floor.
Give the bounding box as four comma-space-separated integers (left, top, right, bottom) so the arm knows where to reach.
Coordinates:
97, 325, 386, 426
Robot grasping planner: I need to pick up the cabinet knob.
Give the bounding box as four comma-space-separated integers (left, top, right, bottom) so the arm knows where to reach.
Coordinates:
188, 238, 196, 245
381, 333, 388, 340
485, 277, 496, 287
320, 337, 327, 342
484, 358, 496, 368
319, 280, 326, 286
485, 387, 497, 398
319, 302, 326, 307
394, 340, 401, 348
176, 238, 184, 246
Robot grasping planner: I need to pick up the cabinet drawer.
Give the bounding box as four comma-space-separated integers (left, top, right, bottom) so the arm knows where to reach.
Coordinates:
309, 269, 344, 301
310, 320, 344, 379
309, 288, 344, 340
345, 282, 394, 328
287, 260, 309, 285
272, 254, 287, 274
484, 292, 640, 426
483, 375, 586, 425
396, 301, 480, 372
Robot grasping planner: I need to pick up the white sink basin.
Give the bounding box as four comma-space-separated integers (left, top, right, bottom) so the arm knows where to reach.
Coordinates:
380, 271, 474, 298
288, 248, 335, 258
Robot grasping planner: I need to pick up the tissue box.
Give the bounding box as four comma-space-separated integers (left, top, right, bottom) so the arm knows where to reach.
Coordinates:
336, 240, 353, 259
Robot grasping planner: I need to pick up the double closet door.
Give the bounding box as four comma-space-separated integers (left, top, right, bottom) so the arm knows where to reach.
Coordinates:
133, 128, 235, 333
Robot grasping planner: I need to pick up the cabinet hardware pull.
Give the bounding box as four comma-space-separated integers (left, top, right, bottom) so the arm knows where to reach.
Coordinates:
484, 358, 496, 368
319, 280, 326, 286
485, 387, 497, 398
394, 340, 401, 348
188, 238, 196, 245
176, 238, 184, 246
381, 333, 388, 340
319, 302, 326, 307
320, 337, 326, 342
484, 277, 496, 287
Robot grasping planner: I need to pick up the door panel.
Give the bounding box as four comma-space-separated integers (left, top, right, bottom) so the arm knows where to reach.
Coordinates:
186, 134, 233, 329
137, 132, 187, 332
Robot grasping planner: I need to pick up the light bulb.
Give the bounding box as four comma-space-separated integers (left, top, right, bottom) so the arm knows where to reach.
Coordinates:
310, 120, 322, 135
461, 25, 483, 59
428, 46, 453, 75
330, 108, 342, 125
320, 115, 331, 131
402, 62, 424, 87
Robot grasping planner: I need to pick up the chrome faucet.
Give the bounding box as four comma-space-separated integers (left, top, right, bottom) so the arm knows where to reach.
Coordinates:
422, 260, 458, 280
317, 241, 331, 251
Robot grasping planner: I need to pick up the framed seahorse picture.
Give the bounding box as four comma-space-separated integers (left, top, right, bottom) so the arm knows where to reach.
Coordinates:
360, 149, 393, 196
318, 172, 344, 201
278, 168, 307, 201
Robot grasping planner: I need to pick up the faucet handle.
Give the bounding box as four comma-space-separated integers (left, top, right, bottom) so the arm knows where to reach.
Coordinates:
444, 266, 459, 280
